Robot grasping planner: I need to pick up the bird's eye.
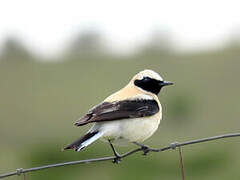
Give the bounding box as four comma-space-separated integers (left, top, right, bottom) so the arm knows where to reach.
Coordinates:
141, 77, 151, 82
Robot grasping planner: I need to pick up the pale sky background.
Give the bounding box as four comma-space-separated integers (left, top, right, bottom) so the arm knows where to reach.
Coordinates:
0, 0, 239, 57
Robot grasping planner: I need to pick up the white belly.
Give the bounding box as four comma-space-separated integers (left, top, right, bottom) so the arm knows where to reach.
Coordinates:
91, 114, 161, 145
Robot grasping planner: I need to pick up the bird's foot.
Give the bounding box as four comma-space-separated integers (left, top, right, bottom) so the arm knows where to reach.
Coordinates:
108, 139, 122, 164
112, 152, 122, 164
141, 145, 150, 155
133, 142, 150, 155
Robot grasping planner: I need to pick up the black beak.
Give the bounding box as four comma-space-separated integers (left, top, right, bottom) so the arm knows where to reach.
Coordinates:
159, 81, 174, 87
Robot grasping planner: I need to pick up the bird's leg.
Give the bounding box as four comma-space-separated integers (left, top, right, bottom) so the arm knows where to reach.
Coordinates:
108, 139, 121, 164
133, 142, 150, 155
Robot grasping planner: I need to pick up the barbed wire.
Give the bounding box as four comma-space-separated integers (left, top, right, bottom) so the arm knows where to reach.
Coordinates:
0, 132, 240, 179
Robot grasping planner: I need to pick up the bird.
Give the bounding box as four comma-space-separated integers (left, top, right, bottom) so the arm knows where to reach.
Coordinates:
63, 69, 173, 161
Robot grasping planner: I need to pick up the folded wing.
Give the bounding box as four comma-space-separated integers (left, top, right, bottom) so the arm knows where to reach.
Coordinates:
75, 99, 159, 126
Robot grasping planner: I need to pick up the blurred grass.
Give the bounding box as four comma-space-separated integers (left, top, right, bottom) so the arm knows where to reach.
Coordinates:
0, 47, 240, 180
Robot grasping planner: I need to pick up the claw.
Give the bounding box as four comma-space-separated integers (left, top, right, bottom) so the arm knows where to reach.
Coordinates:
113, 155, 121, 164
133, 142, 151, 156
141, 145, 150, 155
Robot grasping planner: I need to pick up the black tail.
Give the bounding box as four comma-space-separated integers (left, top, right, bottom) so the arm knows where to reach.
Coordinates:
63, 131, 99, 152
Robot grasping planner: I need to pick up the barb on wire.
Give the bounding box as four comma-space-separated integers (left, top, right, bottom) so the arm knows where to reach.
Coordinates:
0, 132, 240, 179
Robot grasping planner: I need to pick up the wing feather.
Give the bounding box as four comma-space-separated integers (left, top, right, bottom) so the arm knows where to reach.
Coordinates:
75, 99, 159, 126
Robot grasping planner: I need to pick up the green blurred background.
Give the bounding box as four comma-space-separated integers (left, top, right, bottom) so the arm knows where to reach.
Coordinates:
1, 37, 240, 180
1, 1, 240, 179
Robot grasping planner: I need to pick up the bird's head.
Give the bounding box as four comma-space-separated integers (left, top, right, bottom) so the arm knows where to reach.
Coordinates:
131, 69, 173, 95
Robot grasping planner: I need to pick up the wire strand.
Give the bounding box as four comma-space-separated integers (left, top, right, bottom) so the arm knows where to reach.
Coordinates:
0, 132, 239, 179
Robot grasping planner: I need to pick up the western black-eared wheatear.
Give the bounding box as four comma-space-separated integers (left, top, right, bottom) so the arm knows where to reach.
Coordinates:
63, 69, 173, 161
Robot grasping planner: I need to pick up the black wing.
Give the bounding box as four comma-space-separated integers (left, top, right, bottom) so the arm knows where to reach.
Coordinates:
74, 99, 159, 126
